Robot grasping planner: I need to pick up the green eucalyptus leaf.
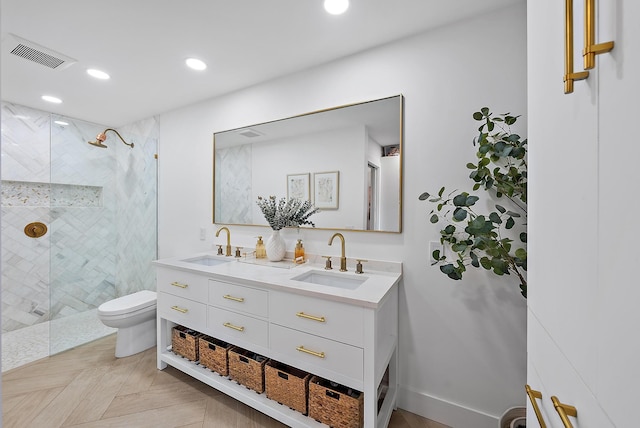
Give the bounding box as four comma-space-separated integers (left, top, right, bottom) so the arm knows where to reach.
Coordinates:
489, 212, 502, 223
495, 204, 506, 213
430, 214, 439, 223
520, 232, 527, 242
453, 194, 468, 207
418, 192, 430, 200
438, 186, 445, 197
466, 163, 476, 169
481, 107, 489, 115
473, 111, 483, 120
480, 257, 492, 270
465, 196, 479, 206
453, 207, 468, 221
440, 264, 455, 274
515, 248, 527, 259
506, 217, 515, 229
444, 225, 456, 235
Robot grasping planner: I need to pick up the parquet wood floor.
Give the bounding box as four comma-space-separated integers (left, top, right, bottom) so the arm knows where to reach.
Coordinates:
2, 334, 449, 428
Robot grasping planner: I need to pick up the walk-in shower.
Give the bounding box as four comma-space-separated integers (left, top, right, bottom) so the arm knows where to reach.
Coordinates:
1, 102, 157, 371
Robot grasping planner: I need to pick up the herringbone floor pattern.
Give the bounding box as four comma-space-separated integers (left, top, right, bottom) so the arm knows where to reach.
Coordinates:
2, 334, 449, 428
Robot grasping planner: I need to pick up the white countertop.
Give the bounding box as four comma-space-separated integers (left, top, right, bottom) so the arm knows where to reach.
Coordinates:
152, 252, 402, 308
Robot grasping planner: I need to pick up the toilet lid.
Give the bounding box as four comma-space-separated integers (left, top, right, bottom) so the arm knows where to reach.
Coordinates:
98, 290, 157, 316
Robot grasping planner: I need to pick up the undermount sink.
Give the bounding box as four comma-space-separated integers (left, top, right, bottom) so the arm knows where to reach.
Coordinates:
291, 270, 368, 290
180, 255, 231, 267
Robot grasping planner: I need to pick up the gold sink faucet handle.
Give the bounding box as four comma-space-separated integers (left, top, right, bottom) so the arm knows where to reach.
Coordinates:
355, 259, 368, 274
322, 256, 333, 270
216, 245, 223, 255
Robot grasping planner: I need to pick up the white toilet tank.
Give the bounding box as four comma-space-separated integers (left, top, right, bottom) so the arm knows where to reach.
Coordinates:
98, 290, 157, 316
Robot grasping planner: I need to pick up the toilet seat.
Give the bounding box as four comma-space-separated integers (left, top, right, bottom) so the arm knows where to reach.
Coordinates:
98, 290, 156, 316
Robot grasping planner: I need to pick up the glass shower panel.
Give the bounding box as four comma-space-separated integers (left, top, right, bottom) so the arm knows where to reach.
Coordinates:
49, 116, 118, 354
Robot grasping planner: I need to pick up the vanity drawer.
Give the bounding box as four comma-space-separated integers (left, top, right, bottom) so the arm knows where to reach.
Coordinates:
270, 291, 364, 347
209, 280, 268, 318
157, 267, 208, 302
270, 324, 363, 383
208, 306, 268, 348
158, 292, 207, 331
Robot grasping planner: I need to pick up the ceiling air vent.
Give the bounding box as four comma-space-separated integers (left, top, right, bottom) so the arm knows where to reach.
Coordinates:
238, 128, 264, 138
4, 33, 77, 70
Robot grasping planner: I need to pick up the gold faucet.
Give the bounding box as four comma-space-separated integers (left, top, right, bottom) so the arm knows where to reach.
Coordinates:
215, 227, 232, 256
328, 232, 347, 272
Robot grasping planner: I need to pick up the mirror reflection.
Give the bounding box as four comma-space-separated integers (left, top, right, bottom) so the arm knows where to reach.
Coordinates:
214, 95, 403, 232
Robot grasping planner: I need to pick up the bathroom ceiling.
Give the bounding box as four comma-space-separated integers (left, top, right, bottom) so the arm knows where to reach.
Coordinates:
1, 0, 521, 127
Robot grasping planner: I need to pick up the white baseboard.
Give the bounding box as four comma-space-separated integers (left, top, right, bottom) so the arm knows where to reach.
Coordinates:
397, 385, 499, 428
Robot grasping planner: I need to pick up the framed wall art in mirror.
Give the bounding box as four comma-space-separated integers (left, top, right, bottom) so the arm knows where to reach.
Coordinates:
213, 94, 403, 232
313, 171, 339, 210
287, 173, 310, 201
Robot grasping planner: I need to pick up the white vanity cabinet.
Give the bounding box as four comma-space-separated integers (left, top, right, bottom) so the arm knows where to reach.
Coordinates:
154, 258, 401, 428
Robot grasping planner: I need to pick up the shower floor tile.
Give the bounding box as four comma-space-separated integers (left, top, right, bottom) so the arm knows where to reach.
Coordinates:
2, 308, 116, 372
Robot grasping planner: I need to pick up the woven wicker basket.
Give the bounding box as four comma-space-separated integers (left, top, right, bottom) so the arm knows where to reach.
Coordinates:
171, 325, 201, 361
228, 347, 268, 393
198, 336, 232, 376
265, 360, 311, 415
308, 376, 363, 428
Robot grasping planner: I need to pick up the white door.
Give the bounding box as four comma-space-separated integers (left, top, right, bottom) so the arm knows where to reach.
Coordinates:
527, 0, 640, 426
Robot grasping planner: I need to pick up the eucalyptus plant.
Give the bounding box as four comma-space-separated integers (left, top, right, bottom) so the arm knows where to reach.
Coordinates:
419, 108, 528, 297
256, 196, 319, 230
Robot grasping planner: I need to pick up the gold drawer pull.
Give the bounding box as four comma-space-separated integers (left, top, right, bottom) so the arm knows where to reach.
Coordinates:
296, 346, 325, 359
223, 322, 245, 332
171, 281, 188, 289
583, 0, 614, 70
170, 305, 188, 314
526, 385, 547, 428
564, 0, 589, 94
223, 294, 245, 303
296, 312, 326, 323
551, 396, 577, 428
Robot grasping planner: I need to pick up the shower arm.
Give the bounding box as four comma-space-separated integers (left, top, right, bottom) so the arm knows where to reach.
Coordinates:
99, 128, 134, 148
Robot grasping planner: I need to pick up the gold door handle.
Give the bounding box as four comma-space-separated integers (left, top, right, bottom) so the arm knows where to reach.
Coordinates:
526, 385, 547, 428
296, 346, 325, 359
223, 322, 245, 332
296, 312, 326, 323
223, 294, 245, 303
583, 0, 614, 69
551, 396, 577, 428
171, 281, 188, 289
170, 305, 188, 314
565, 0, 589, 94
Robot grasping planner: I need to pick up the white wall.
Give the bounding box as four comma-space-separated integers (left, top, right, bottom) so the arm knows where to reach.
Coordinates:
158, 2, 527, 427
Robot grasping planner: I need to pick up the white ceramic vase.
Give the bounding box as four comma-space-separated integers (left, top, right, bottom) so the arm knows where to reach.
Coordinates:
266, 230, 286, 261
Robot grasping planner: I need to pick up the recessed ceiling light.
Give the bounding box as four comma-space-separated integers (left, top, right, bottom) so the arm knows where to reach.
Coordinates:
54, 120, 69, 126
324, 0, 349, 15
185, 58, 207, 71
87, 68, 110, 80
42, 95, 62, 104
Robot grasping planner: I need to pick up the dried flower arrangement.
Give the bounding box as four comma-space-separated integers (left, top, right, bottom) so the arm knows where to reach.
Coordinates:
256, 196, 319, 230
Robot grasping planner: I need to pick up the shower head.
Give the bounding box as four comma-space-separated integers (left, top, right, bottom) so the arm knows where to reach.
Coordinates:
88, 128, 134, 149
88, 139, 108, 148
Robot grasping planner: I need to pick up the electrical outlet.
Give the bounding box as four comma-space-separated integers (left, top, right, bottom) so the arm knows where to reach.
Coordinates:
199, 227, 206, 241
429, 241, 443, 265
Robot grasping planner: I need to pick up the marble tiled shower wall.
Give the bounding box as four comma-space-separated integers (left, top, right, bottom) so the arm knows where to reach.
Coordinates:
1, 102, 157, 334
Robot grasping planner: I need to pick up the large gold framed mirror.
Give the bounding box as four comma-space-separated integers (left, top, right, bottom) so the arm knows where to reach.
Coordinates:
213, 94, 403, 232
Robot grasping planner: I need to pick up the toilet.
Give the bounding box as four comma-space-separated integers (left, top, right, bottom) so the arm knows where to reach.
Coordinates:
98, 290, 157, 358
